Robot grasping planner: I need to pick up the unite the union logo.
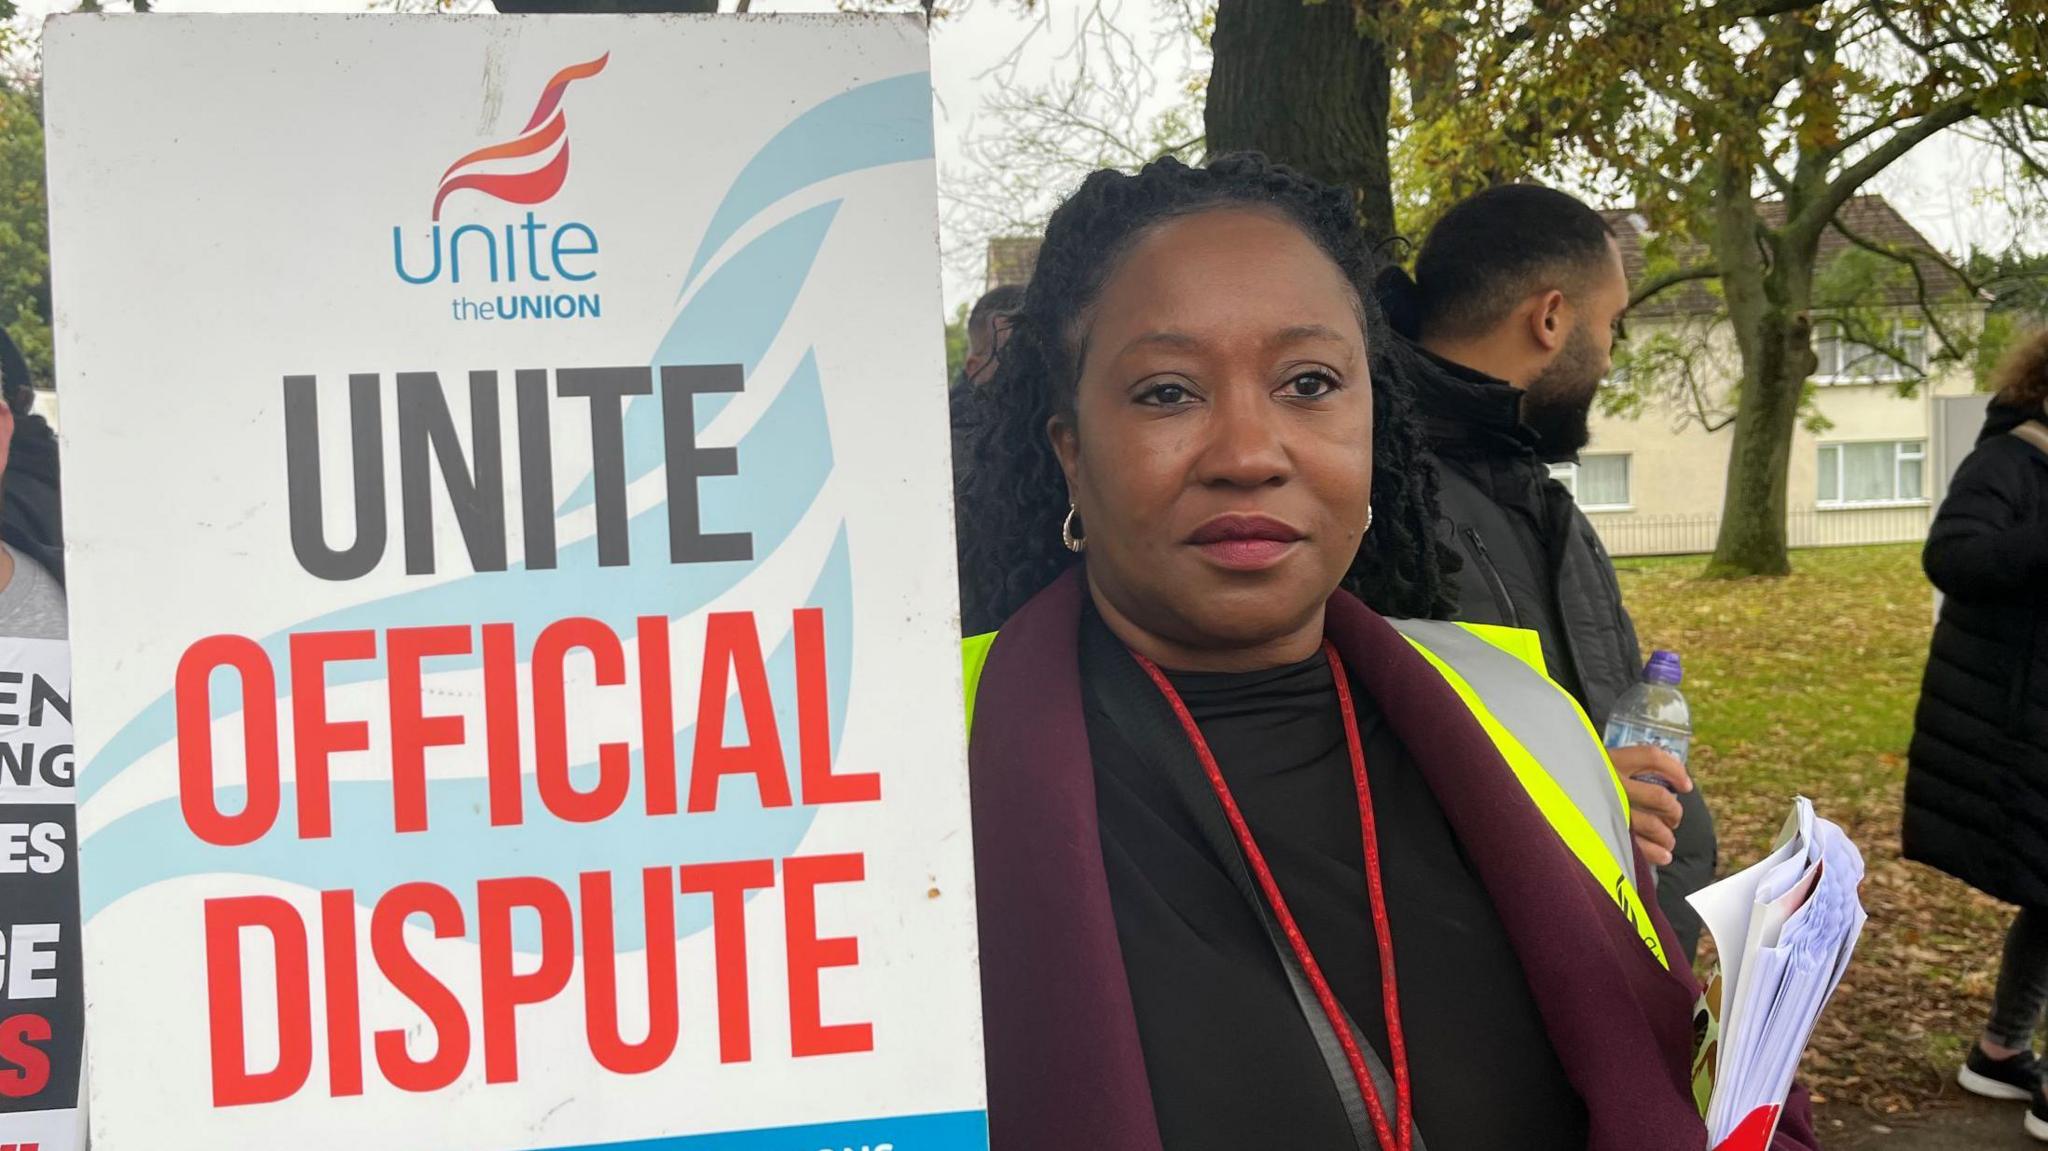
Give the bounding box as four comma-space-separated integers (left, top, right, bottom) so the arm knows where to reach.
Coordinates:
391, 52, 611, 322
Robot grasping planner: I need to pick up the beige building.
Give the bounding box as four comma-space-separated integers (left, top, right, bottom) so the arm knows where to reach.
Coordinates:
1571, 197, 1989, 556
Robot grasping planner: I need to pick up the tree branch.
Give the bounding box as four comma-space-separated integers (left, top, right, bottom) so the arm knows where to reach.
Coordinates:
1867, 3, 1996, 58
1729, 0, 1830, 20
1760, 159, 1795, 200
1662, 329, 1738, 433
1827, 212, 1975, 363
1827, 108, 1910, 161
1786, 96, 1983, 246
1826, 313, 1925, 381
1981, 116, 2048, 180
1688, 366, 1738, 432
1630, 263, 1722, 310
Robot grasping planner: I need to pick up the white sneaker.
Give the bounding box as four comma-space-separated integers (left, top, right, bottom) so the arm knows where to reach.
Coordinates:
1961, 1046, 2042, 1102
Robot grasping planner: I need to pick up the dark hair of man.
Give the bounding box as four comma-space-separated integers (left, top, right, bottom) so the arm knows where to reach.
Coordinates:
1376, 183, 1616, 342
955, 152, 1458, 634
968, 283, 1028, 349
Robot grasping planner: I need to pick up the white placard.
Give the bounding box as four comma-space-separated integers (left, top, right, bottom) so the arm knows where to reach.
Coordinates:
43, 14, 984, 1150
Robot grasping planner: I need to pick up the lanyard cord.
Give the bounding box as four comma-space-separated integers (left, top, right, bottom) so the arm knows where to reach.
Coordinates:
1131, 642, 1415, 1151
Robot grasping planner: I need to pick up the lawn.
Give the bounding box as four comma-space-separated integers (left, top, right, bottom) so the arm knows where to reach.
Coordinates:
1615, 543, 2009, 1119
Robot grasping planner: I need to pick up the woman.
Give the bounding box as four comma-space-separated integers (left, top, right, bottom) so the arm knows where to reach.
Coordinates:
956, 154, 1818, 1150
1905, 328, 2048, 1141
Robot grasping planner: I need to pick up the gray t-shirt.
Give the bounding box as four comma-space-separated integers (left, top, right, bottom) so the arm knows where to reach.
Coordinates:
0, 543, 67, 639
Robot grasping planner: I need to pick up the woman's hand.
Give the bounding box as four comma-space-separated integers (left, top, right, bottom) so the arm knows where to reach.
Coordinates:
1611, 745, 1693, 867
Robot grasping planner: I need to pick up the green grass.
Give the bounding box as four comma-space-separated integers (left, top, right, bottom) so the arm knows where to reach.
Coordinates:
1615, 545, 1931, 818
1615, 544, 2007, 1115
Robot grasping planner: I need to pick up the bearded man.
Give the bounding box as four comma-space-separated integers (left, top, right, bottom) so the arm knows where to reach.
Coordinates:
1377, 183, 1717, 959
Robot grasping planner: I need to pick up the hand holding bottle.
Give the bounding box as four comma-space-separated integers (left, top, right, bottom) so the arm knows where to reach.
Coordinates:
1615, 745, 1692, 865
1607, 650, 1695, 866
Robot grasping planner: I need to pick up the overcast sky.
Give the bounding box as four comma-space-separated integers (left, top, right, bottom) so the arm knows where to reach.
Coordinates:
13, 0, 2033, 312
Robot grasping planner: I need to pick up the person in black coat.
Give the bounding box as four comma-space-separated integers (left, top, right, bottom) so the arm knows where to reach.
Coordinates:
1905, 327, 2048, 1132
0, 325, 60, 586
1375, 185, 1716, 958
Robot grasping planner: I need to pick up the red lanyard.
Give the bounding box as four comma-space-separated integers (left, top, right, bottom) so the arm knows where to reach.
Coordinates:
1131, 642, 1414, 1151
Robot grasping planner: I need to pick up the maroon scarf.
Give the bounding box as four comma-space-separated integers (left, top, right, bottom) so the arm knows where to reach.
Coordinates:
967, 569, 1818, 1150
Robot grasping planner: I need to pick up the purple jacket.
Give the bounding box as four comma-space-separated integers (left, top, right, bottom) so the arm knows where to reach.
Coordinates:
968, 570, 1819, 1151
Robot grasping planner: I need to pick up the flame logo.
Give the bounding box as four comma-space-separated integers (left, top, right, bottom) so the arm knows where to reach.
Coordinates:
432, 52, 609, 220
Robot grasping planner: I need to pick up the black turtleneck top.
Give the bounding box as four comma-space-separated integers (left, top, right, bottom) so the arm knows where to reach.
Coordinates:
1078, 605, 1586, 1150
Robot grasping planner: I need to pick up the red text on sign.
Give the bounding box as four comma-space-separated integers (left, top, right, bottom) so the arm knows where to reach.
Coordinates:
202, 853, 871, 1106
174, 609, 876, 845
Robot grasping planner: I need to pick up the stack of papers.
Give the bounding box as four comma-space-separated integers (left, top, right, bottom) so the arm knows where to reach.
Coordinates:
1687, 797, 1867, 1151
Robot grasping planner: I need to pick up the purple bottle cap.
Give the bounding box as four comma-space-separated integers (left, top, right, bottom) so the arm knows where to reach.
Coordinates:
1644, 650, 1683, 686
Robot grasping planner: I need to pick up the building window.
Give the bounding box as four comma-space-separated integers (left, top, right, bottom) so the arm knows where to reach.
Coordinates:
1549, 454, 1632, 511
1813, 321, 1928, 383
1817, 440, 1926, 506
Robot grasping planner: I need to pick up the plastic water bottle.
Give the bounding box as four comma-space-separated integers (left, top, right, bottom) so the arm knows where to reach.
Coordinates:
1604, 650, 1692, 786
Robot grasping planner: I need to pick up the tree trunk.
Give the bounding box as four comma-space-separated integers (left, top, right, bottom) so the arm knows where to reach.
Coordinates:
1706, 316, 1807, 577
1705, 164, 1820, 578
1205, 0, 1395, 245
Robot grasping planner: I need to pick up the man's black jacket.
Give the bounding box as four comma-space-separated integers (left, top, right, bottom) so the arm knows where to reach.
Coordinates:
1401, 341, 1715, 957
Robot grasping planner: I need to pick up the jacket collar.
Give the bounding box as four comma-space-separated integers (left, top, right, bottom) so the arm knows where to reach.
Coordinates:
968, 570, 1713, 1151
1982, 399, 2046, 443
1401, 340, 1547, 463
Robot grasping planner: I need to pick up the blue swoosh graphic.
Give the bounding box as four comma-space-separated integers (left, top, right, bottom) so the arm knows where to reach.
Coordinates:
564, 70, 935, 518
680, 72, 933, 292
77, 73, 933, 950
561, 200, 842, 516
83, 529, 853, 953
81, 348, 835, 806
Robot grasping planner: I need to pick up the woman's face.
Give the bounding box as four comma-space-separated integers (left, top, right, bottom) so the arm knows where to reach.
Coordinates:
1052, 207, 1374, 671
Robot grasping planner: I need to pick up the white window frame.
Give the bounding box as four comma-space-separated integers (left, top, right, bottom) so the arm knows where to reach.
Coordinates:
1549, 453, 1633, 512
1812, 319, 1929, 385
1815, 439, 1928, 509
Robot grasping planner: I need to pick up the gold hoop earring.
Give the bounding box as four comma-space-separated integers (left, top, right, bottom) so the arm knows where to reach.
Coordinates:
1365, 506, 1375, 535
1062, 504, 1086, 553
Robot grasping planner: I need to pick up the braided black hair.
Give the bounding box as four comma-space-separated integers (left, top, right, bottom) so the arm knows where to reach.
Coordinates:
955, 153, 1457, 635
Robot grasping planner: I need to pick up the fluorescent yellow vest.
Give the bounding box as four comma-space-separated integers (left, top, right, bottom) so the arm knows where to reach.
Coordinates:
959, 620, 1667, 969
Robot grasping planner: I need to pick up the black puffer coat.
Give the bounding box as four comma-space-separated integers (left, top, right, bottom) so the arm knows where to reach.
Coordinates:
1905, 401, 2048, 906
0, 327, 61, 585
1400, 342, 1717, 957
